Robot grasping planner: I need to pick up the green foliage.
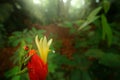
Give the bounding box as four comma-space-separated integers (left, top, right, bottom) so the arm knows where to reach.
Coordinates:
87, 7, 101, 21
56, 1, 120, 80
76, 4, 113, 46
5, 40, 29, 80
9, 27, 45, 47
59, 21, 77, 34
0, 3, 13, 23
102, 0, 110, 14
46, 38, 93, 80
101, 14, 113, 46
85, 49, 104, 59
47, 52, 92, 80
99, 53, 120, 67
3, 0, 120, 80
47, 53, 66, 80
78, 7, 102, 30
5, 66, 20, 78
70, 69, 82, 80
0, 24, 6, 48
5, 66, 29, 80
85, 49, 120, 67
5, 28, 45, 80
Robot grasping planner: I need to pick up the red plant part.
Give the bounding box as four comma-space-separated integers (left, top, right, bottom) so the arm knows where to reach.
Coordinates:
27, 49, 48, 80
24, 46, 29, 51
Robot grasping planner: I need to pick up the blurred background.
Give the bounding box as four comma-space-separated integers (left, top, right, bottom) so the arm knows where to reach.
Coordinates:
0, 0, 120, 80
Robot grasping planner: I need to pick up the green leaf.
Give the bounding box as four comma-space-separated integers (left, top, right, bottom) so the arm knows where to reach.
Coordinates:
78, 16, 99, 30
62, 21, 73, 28
85, 49, 104, 59
48, 63, 57, 73
99, 53, 120, 67
78, 21, 89, 30
70, 69, 82, 80
37, 30, 46, 36
74, 20, 84, 25
25, 37, 33, 43
5, 66, 20, 78
32, 27, 37, 33
101, 14, 113, 46
78, 7, 102, 30
11, 75, 20, 80
13, 32, 22, 37
55, 72, 65, 80
73, 54, 91, 68
103, 0, 110, 13
23, 29, 28, 34
82, 71, 91, 80
87, 7, 102, 20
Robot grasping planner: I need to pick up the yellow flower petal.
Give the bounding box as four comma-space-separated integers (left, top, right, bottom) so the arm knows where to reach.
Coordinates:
48, 39, 53, 47
35, 35, 53, 63
35, 35, 41, 56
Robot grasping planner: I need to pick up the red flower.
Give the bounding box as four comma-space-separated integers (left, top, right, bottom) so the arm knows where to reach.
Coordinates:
26, 36, 53, 80
27, 49, 48, 80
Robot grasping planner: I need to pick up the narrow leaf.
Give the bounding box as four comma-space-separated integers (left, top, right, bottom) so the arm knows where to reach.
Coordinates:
87, 7, 102, 20
101, 14, 112, 46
